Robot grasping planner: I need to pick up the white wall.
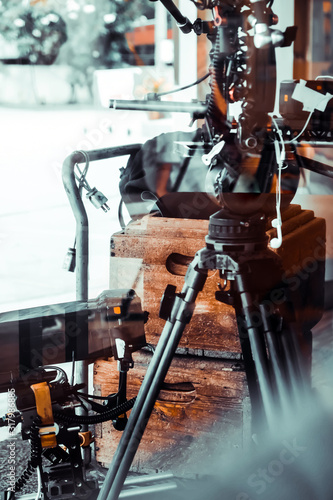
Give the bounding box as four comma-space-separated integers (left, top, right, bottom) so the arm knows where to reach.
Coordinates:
273, 0, 295, 113
173, 0, 198, 98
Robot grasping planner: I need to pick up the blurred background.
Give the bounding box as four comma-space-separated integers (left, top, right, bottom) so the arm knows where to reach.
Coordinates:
0, 0, 199, 313
0, 0, 333, 309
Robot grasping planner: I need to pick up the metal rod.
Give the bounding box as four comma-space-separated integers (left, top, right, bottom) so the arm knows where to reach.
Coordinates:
265, 331, 291, 415
62, 144, 142, 301
297, 154, 333, 178
236, 276, 277, 430
119, 482, 177, 499
96, 316, 178, 500
160, 0, 188, 25
61, 144, 141, 464
159, 0, 193, 33
259, 304, 292, 416
110, 99, 208, 116
123, 473, 175, 486
296, 141, 333, 147
62, 151, 89, 301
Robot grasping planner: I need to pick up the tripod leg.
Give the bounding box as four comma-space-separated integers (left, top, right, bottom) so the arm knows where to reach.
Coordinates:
260, 302, 311, 420
263, 288, 311, 411
260, 306, 294, 417
97, 254, 207, 500
237, 326, 264, 432
235, 275, 277, 430
280, 325, 309, 403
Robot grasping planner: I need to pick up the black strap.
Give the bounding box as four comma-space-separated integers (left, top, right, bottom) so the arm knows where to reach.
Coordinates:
118, 198, 126, 230
19, 313, 43, 376
65, 308, 89, 362
171, 138, 200, 193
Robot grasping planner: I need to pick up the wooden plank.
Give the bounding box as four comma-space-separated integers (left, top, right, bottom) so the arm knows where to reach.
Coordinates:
94, 352, 250, 473
95, 205, 326, 474
109, 207, 325, 351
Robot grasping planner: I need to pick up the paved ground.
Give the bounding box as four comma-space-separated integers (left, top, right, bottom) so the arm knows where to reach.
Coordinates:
0, 104, 137, 311
0, 104, 191, 310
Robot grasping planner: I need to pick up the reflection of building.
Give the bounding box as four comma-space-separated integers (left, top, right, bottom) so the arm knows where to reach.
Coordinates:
292, 0, 333, 306
125, 21, 173, 66
295, 0, 333, 79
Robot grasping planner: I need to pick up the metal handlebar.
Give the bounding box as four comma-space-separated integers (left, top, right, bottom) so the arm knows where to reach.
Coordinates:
61, 144, 142, 464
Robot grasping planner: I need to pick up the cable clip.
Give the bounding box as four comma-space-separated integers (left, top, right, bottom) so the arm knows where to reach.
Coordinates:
202, 140, 225, 166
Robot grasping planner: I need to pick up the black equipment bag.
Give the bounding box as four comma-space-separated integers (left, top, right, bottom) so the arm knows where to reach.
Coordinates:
118, 129, 219, 220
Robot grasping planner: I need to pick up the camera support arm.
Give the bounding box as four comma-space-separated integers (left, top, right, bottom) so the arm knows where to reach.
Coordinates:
150, 0, 193, 33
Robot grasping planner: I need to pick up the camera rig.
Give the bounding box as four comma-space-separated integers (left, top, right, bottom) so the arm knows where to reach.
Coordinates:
111, 0, 333, 200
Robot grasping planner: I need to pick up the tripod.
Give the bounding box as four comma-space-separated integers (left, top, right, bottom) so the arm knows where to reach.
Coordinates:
97, 207, 311, 500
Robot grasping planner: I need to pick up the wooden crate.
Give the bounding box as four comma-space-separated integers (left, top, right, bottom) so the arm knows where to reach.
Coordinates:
93, 206, 326, 473
109, 205, 326, 354
94, 351, 251, 473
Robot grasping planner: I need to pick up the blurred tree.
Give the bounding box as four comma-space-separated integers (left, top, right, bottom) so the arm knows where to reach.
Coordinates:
0, 0, 154, 67
52, 0, 155, 100
0, 0, 155, 101
0, 1, 67, 64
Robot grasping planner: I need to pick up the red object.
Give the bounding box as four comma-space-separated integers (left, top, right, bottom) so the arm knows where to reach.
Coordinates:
126, 25, 173, 46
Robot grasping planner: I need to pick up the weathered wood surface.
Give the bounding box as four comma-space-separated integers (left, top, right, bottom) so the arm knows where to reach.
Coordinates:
94, 351, 250, 473
95, 207, 326, 472
109, 205, 326, 352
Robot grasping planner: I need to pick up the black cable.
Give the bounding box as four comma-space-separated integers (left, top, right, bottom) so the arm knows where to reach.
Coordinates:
118, 199, 126, 231
76, 391, 111, 401
154, 72, 210, 98
160, 0, 186, 24
54, 397, 136, 425
15, 417, 42, 492
77, 395, 90, 413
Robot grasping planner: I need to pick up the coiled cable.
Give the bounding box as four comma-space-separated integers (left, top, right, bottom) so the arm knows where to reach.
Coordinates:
15, 417, 42, 492
54, 397, 136, 425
